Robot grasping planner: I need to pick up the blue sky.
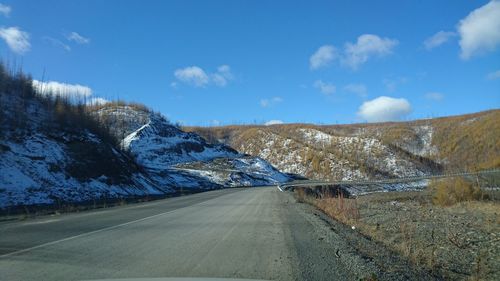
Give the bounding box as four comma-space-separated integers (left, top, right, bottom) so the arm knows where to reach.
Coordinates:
0, 0, 499, 126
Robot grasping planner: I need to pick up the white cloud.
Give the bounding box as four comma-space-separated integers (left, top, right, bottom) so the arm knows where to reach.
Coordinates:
458, 0, 500, 59
264, 120, 284, 126
260, 97, 283, 108
486, 70, 500, 80
33, 79, 110, 106
212, 74, 227, 87
342, 34, 398, 70
0, 3, 11, 17
44, 37, 71, 51
174, 66, 210, 87
423, 31, 456, 50
174, 65, 233, 88
425, 92, 444, 101
357, 96, 412, 122
313, 80, 336, 95
310, 45, 337, 70
211, 64, 233, 87
67, 32, 90, 44
310, 34, 398, 71
343, 83, 367, 97
32, 80, 93, 100
217, 64, 231, 73
0, 26, 30, 54
87, 97, 109, 105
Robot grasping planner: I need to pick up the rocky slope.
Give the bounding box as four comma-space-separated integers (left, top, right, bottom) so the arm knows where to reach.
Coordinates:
0, 82, 164, 208
92, 104, 290, 189
186, 110, 499, 181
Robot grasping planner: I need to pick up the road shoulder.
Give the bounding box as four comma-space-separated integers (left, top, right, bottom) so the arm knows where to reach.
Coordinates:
279, 190, 437, 280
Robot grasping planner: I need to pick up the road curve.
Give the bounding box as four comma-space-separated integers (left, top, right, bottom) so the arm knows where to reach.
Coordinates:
0, 187, 361, 280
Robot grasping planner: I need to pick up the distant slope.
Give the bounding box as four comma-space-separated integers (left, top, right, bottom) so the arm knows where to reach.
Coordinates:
186, 110, 499, 181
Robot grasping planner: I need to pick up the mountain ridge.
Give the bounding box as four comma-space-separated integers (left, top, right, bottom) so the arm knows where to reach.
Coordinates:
185, 109, 499, 181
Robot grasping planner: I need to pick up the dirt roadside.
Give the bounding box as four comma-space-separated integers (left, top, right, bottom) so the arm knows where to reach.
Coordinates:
280, 190, 438, 280
291, 187, 500, 280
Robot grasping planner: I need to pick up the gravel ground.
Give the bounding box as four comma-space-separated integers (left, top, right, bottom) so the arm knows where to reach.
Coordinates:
354, 191, 500, 280
286, 191, 438, 280
303, 189, 500, 280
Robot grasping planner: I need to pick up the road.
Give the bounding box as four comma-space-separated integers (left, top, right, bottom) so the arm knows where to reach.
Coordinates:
0, 187, 364, 281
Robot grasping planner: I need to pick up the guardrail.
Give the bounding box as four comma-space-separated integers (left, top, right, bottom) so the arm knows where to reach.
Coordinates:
279, 169, 500, 190
168, 167, 241, 173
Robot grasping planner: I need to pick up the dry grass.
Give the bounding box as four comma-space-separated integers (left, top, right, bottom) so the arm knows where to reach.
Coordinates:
430, 177, 485, 206
295, 186, 500, 280
294, 187, 359, 224
314, 196, 360, 225
356, 191, 499, 280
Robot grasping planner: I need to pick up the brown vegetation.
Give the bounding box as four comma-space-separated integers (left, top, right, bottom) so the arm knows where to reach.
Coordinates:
0, 62, 118, 146
295, 184, 500, 280
185, 110, 500, 177
295, 186, 360, 224
0, 62, 153, 185
430, 177, 486, 206
431, 110, 500, 171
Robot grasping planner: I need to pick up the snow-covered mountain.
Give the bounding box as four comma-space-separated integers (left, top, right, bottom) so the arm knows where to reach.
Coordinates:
0, 85, 165, 208
93, 105, 290, 189
0, 68, 290, 209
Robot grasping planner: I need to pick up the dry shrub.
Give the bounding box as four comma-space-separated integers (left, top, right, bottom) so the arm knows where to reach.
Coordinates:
315, 192, 360, 224
294, 187, 359, 224
431, 177, 484, 206
295, 187, 308, 203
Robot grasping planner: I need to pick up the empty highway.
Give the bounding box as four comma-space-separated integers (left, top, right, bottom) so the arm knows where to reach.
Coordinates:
0, 187, 431, 280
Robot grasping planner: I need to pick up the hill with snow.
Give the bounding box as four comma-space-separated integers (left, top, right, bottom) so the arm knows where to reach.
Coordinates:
0, 67, 290, 209
92, 104, 290, 189
186, 110, 499, 181
0, 78, 164, 208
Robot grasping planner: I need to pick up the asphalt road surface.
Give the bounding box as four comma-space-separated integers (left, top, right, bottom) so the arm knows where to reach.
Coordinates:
0, 187, 379, 280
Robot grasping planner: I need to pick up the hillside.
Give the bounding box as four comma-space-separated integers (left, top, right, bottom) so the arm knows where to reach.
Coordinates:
0, 66, 289, 209
185, 110, 500, 181
90, 103, 290, 188
0, 67, 164, 208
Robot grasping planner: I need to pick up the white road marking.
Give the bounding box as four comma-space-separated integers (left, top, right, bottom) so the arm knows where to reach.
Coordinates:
22, 219, 60, 225
0, 189, 243, 259
0, 209, 178, 259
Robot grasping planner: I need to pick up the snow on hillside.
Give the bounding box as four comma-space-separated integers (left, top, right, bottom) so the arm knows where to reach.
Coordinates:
0, 127, 165, 208
298, 128, 333, 144
0, 98, 290, 208
409, 125, 438, 157
97, 106, 291, 188
176, 156, 290, 187
344, 179, 430, 196
93, 105, 150, 139
122, 114, 238, 168
0, 87, 174, 208
237, 128, 431, 181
